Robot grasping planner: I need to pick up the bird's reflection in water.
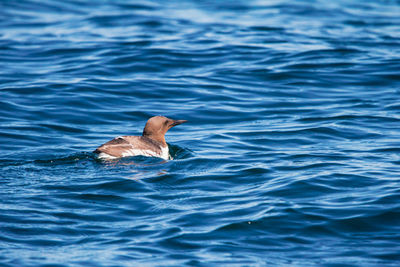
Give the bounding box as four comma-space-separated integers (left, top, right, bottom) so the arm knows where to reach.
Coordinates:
99, 156, 169, 180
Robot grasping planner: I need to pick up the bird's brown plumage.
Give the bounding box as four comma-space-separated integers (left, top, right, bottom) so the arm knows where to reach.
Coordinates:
94, 116, 187, 159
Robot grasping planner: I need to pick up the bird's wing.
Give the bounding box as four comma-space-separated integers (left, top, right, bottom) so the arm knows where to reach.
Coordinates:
94, 137, 134, 157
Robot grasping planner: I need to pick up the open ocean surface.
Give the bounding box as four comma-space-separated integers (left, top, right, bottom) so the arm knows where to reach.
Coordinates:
1, 0, 400, 266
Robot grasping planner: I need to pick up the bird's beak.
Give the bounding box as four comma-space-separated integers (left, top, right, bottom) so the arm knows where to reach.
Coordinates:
171, 120, 187, 127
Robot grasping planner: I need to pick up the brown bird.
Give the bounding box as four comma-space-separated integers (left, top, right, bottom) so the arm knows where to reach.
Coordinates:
94, 116, 187, 160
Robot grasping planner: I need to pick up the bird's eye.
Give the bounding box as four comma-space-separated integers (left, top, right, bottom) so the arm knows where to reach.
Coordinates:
164, 120, 169, 125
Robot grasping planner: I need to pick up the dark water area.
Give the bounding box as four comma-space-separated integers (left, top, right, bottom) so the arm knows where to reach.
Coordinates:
1, 0, 400, 266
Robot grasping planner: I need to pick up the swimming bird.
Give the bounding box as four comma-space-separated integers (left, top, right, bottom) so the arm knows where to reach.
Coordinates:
94, 116, 187, 160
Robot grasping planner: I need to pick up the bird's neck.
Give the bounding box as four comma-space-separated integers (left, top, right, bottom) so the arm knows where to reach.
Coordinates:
142, 134, 167, 147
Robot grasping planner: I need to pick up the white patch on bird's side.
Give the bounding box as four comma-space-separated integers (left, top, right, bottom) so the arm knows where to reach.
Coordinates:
161, 146, 170, 160
121, 146, 170, 160
97, 152, 118, 160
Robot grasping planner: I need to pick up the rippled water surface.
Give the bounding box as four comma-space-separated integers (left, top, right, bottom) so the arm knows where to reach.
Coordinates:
1, 0, 400, 266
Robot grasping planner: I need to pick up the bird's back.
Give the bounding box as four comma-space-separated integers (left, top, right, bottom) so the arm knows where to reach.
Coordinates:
94, 136, 168, 160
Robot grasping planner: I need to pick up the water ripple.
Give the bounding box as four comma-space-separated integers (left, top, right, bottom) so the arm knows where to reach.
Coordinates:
1, 0, 400, 266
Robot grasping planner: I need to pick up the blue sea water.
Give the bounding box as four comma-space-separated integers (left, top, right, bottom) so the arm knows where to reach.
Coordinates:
1, 0, 400, 266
